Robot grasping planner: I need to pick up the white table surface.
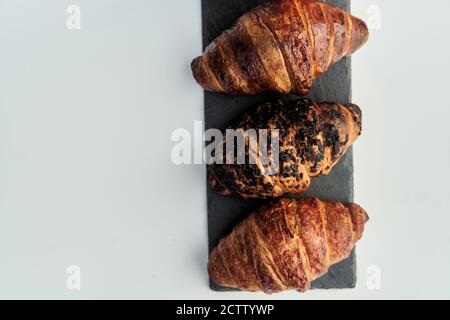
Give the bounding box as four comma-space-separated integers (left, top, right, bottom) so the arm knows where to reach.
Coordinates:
1, 0, 449, 299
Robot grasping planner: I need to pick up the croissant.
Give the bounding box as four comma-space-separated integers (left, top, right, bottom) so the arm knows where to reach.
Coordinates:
191, 0, 368, 95
208, 98, 362, 199
208, 197, 368, 293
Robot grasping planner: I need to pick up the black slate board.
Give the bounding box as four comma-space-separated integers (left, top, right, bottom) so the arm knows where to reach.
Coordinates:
202, 0, 356, 291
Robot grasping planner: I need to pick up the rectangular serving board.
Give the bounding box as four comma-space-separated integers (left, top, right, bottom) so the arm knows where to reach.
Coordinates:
202, 0, 356, 291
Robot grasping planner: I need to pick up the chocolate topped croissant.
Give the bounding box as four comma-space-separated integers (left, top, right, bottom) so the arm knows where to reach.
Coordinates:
208, 98, 362, 199
208, 197, 369, 293
192, 0, 368, 95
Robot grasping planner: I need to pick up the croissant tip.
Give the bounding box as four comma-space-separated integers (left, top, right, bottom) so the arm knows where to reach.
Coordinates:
345, 103, 361, 117
191, 56, 202, 80
191, 56, 201, 70
361, 24, 370, 48
344, 103, 362, 131
348, 16, 370, 54
357, 204, 370, 224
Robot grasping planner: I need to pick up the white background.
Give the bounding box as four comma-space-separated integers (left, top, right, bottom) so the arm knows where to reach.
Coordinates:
0, 0, 449, 299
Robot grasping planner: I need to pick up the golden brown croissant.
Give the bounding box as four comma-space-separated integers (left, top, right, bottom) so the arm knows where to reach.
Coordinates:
208, 98, 362, 199
208, 197, 368, 293
192, 0, 368, 95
